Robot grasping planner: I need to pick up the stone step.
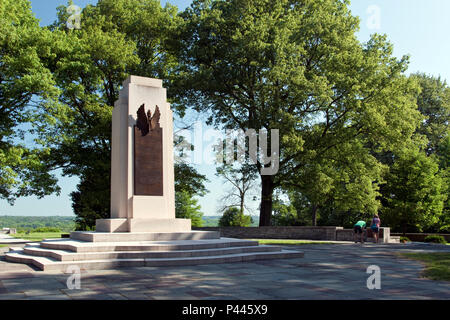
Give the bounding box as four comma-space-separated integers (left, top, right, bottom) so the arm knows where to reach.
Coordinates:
70, 230, 220, 242
22, 245, 280, 261
39, 238, 258, 253
5, 249, 304, 271
8, 243, 39, 252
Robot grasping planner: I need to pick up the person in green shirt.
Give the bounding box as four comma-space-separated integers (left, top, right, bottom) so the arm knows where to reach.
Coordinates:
353, 220, 366, 244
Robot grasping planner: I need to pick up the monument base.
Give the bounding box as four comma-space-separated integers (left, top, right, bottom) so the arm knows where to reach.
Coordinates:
6, 232, 304, 271
96, 218, 191, 233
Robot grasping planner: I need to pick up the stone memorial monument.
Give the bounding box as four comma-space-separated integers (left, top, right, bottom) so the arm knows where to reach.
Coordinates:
5, 76, 303, 271
96, 76, 191, 233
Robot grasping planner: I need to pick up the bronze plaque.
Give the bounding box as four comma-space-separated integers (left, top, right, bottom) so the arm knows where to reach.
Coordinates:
134, 104, 164, 196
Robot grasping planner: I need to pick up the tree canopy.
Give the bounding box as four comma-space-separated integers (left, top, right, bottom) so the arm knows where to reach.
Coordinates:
0, 0, 60, 203
172, 0, 421, 226
2, 0, 207, 229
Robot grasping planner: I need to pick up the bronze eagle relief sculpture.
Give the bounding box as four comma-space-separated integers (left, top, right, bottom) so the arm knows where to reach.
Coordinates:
134, 104, 163, 196
136, 104, 161, 136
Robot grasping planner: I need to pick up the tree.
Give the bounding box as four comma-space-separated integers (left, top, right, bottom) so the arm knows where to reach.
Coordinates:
271, 193, 300, 226
175, 190, 204, 227
411, 73, 450, 158
215, 163, 258, 215
71, 167, 110, 231
33, 1, 141, 227
30, 0, 205, 229
0, 0, 60, 203
408, 73, 449, 232
382, 148, 445, 233
172, 0, 421, 226
175, 163, 208, 197
438, 164, 450, 232
174, 163, 208, 226
287, 138, 386, 226
219, 207, 253, 227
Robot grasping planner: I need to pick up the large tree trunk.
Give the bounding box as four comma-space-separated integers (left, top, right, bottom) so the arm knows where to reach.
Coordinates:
311, 204, 318, 227
259, 175, 274, 226
402, 223, 407, 236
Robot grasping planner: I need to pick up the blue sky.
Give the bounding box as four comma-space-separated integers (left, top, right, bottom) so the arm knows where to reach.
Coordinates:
1, 0, 449, 217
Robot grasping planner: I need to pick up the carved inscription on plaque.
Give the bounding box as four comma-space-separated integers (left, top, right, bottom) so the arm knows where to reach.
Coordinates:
134, 104, 163, 196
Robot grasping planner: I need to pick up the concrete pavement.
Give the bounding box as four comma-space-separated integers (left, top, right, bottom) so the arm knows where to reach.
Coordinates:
0, 242, 449, 300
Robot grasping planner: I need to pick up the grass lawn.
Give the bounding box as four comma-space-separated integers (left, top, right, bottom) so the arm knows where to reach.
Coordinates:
401, 253, 450, 281
11, 232, 63, 242
250, 239, 334, 245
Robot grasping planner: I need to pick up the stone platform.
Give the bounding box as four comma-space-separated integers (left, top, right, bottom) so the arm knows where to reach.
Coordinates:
4, 231, 303, 271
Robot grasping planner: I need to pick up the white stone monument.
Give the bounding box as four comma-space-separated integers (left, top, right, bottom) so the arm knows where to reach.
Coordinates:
96, 75, 191, 233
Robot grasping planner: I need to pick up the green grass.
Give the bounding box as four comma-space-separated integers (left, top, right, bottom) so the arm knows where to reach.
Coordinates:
401, 253, 450, 281
249, 239, 334, 245
12, 232, 63, 242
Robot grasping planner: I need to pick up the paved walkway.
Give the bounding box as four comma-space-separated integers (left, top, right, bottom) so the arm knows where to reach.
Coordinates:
0, 242, 449, 300
0, 233, 29, 244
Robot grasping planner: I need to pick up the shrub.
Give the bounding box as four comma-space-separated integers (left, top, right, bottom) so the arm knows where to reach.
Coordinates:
219, 207, 253, 227
424, 235, 447, 244
34, 227, 61, 233
400, 236, 411, 243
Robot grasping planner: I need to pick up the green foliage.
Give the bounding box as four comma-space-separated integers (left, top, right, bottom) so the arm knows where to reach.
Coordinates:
175, 163, 208, 196
0, 0, 60, 203
201, 215, 258, 227
424, 235, 447, 244
0, 216, 75, 232
272, 200, 299, 226
174, 162, 208, 228
34, 227, 61, 233
24, 0, 205, 229
175, 191, 204, 227
201, 216, 221, 227
12, 232, 63, 241
438, 165, 450, 232
219, 207, 253, 227
271, 193, 308, 226
405, 74, 450, 232
173, 0, 421, 226
32, 0, 144, 229
382, 148, 446, 233
400, 236, 411, 243
411, 73, 450, 158
71, 168, 110, 231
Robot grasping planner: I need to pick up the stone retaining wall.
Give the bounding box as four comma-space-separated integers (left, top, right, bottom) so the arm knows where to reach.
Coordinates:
391, 233, 450, 242
336, 228, 390, 243
193, 226, 343, 240
194, 226, 392, 243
